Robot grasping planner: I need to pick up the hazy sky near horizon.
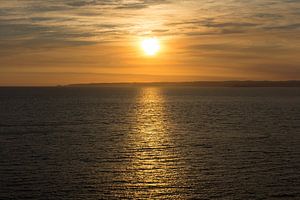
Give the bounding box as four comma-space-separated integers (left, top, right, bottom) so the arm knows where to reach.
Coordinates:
0, 0, 299, 85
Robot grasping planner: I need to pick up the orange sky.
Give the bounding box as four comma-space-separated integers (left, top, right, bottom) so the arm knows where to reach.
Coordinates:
0, 0, 299, 85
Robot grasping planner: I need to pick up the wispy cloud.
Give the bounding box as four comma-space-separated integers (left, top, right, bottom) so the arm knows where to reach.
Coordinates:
1, 0, 299, 45
0, 0, 299, 82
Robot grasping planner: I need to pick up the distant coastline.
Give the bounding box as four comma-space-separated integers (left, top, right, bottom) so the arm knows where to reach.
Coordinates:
66, 81, 300, 87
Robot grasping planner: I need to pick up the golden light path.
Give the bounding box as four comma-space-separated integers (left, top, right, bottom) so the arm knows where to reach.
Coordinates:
119, 87, 189, 198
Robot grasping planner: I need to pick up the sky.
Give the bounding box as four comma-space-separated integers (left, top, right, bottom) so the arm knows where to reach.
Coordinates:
0, 0, 299, 85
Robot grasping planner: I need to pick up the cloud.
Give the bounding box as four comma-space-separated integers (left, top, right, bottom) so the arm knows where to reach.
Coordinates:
0, 0, 299, 82
264, 23, 300, 30
1, 0, 299, 45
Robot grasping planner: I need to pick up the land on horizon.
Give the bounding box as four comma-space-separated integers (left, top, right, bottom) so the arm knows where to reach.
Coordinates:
2, 80, 300, 88
66, 80, 300, 87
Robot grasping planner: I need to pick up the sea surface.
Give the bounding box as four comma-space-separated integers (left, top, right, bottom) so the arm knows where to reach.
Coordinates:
0, 86, 299, 199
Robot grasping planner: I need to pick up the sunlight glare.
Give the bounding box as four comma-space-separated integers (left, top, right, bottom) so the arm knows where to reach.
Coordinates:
141, 38, 160, 56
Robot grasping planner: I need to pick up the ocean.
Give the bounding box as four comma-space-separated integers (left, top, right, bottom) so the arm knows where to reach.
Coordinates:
0, 86, 299, 199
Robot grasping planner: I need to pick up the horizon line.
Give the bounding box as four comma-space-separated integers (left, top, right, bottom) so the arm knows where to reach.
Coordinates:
1, 80, 300, 87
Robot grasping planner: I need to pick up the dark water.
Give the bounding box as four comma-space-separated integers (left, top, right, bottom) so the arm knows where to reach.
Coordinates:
0, 86, 299, 199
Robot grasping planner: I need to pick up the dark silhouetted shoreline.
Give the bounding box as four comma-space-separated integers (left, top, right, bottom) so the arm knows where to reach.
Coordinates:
67, 81, 300, 87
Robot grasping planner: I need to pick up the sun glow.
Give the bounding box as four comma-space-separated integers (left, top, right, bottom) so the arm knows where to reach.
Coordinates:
141, 38, 160, 56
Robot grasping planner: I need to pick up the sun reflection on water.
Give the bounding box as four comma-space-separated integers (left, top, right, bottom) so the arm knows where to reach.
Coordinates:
120, 87, 189, 199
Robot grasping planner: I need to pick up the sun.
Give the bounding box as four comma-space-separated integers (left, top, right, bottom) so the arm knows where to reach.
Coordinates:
141, 38, 160, 56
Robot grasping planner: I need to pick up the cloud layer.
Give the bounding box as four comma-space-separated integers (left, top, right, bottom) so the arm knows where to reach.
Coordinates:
0, 0, 299, 84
